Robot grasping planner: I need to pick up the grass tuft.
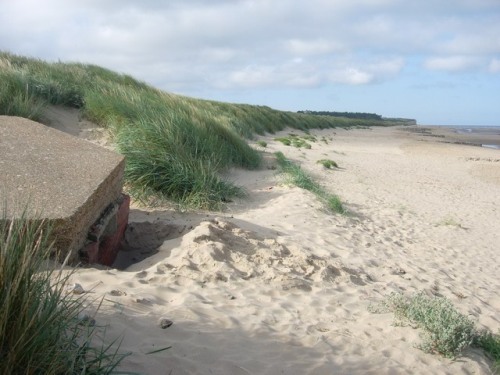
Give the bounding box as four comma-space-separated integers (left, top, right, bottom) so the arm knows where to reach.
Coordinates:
0, 209, 128, 373
113, 115, 248, 210
317, 159, 339, 169
275, 134, 313, 149
274, 152, 345, 214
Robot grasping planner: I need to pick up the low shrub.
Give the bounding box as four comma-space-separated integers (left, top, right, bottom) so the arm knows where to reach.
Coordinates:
371, 291, 500, 371
384, 292, 476, 358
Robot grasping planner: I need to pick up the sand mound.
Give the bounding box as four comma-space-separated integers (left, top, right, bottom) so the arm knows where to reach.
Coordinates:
152, 218, 371, 290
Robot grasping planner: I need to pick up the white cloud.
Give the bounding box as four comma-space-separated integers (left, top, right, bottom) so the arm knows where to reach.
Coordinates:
424, 56, 481, 72
326, 57, 404, 85
285, 39, 343, 56
329, 68, 373, 85
368, 58, 405, 77
222, 55, 404, 89
229, 66, 278, 88
0, 0, 499, 94
489, 59, 500, 73
226, 60, 322, 89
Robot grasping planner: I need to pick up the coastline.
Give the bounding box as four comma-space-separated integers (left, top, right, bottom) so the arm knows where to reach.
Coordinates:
402, 124, 500, 149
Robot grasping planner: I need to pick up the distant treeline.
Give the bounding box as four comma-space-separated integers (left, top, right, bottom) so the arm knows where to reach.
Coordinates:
297, 110, 382, 121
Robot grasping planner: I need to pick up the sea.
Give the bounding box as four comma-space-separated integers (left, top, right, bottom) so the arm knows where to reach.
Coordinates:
447, 125, 500, 150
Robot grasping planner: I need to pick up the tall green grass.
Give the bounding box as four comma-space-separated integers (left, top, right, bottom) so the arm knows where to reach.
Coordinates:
114, 115, 251, 210
0, 210, 127, 373
0, 51, 390, 209
0, 68, 46, 121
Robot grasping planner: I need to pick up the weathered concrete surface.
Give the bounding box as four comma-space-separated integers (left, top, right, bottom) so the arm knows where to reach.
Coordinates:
81, 194, 130, 266
0, 116, 125, 263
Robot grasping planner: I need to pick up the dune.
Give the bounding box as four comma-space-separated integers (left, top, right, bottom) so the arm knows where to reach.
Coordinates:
52, 112, 499, 374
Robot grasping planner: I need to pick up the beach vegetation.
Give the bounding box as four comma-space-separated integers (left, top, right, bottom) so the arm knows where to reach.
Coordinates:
371, 291, 500, 370
274, 134, 313, 149
274, 151, 344, 214
0, 51, 393, 210
297, 110, 383, 120
256, 140, 267, 148
301, 134, 317, 142
475, 330, 500, 372
317, 159, 339, 169
0, 68, 46, 121
0, 210, 128, 374
436, 216, 464, 228
383, 291, 475, 358
275, 137, 292, 146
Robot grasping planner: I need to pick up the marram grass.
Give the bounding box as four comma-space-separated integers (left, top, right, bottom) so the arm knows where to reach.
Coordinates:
0, 51, 392, 210
0, 210, 128, 374
274, 151, 345, 214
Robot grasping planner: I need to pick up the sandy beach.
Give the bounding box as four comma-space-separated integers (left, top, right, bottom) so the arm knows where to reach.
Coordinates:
67, 124, 499, 374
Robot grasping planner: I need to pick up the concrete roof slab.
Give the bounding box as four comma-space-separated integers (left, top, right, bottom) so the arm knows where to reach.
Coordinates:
0, 116, 125, 262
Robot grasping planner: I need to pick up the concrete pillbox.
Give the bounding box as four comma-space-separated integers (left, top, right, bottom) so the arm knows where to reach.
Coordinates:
0, 116, 125, 264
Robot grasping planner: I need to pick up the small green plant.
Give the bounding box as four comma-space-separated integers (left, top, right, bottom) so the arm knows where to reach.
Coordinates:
394, 292, 474, 357
274, 135, 311, 149
275, 137, 291, 146
274, 152, 345, 214
373, 292, 475, 358
301, 134, 317, 142
324, 195, 344, 213
371, 291, 500, 372
256, 140, 267, 148
475, 330, 500, 372
317, 159, 338, 169
436, 216, 463, 228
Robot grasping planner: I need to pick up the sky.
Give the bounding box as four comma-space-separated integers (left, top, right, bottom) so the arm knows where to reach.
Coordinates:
1, 0, 500, 125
